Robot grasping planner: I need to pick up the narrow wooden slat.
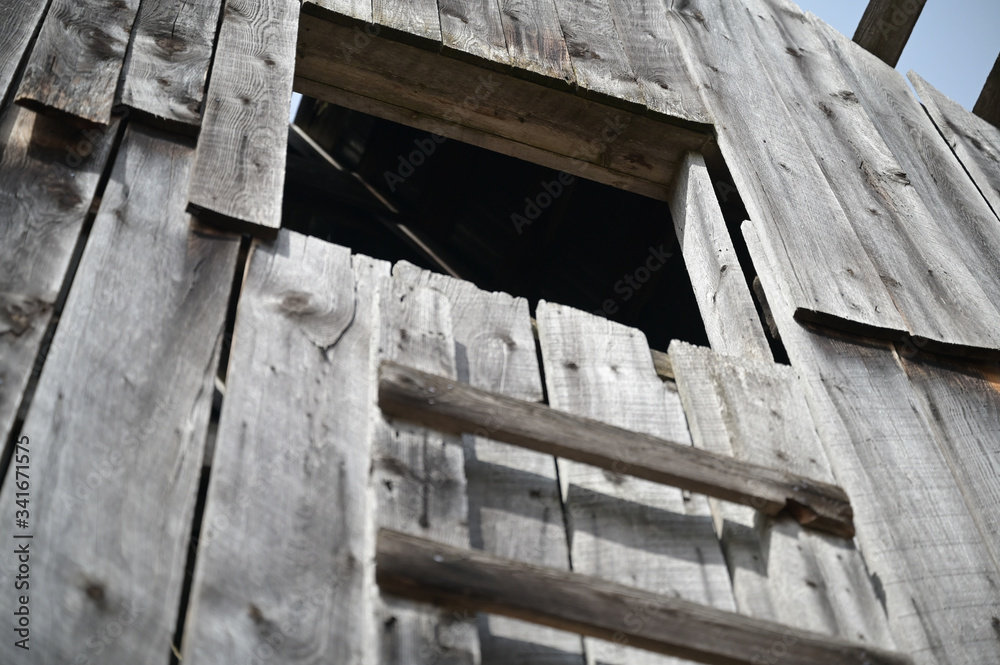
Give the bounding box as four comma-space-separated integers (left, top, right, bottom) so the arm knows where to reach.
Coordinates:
379, 360, 855, 538
393, 262, 584, 663
0, 124, 240, 664
666, 0, 905, 336
369, 278, 478, 665
374, 0, 441, 44
0, 107, 118, 450
550, 0, 645, 108
910, 71, 1000, 218
187, 0, 298, 235
119, 0, 224, 130
438, 0, 510, 65
669, 341, 896, 644
180, 235, 388, 664
497, 0, 575, 85
305, 0, 371, 23
608, 0, 712, 123
973, 53, 1000, 128
14, 0, 141, 124
376, 530, 914, 665
667, 152, 771, 362
0, 0, 49, 104
852, 0, 926, 68
749, 0, 1000, 355
744, 218, 1000, 664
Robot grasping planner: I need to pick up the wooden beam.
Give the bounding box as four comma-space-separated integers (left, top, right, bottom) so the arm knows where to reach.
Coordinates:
852, 0, 927, 67
377, 361, 856, 538
973, 53, 1000, 127
376, 529, 914, 665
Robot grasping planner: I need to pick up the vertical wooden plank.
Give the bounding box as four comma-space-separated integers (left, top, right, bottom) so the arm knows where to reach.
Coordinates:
0, 0, 49, 105
181, 235, 388, 665
550, 0, 644, 108
852, 0, 926, 68
669, 341, 896, 646
909, 71, 1000, 218
14, 0, 141, 124
497, 0, 575, 85
745, 218, 1000, 665
393, 262, 585, 664
187, 0, 298, 235
536, 301, 735, 665
0, 107, 117, 450
667, 152, 771, 362
370, 278, 479, 665
973, 53, 1000, 129
119, 0, 224, 130
0, 124, 240, 664
606, 0, 712, 124
373, 0, 441, 44
306, 0, 372, 23
665, 0, 905, 335
438, 0, 509, 66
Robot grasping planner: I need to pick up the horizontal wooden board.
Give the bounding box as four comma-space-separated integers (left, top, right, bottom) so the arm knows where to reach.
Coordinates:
376, 529, 914, 665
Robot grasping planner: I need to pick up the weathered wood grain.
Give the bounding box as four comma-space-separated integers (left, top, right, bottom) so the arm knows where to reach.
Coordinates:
0, 0, 49, 106
374, 0, 441, 44
0, 124, 240, 665
393, 262, 583, 664
910, 71, 1000, 218
608, 0, 712, 123
296, 10, 712, 201
187, 0, 299, 235
369, 278, 479, 665
305, 0, 371, 23
551, 0, 644, 108
180, 235, 388, 665
669, 341, 896, 644
973, 53, 1000, 128
438, 0, 510, 65
0, 107, 118, 454
852, 0, 926, 67
377, 529, 915, 665
15, 0, 141, 124
749, 0, 1000, 355
667, 152, 771, 362
666, 0, 905, 336
497, 0, 574, 85
535, 301, 735, 665
119, 0, 224, 130
744, 218, 1000, 664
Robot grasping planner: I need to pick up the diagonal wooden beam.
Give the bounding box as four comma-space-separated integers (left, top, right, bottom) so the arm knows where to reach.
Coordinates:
852, 0, 927, 67
377, 360, 856, 538
974, 53, 1000, 128
376, 529, 914, 665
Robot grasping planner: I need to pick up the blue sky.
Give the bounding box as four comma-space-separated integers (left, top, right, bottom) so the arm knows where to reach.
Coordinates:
797, 0, 999, 110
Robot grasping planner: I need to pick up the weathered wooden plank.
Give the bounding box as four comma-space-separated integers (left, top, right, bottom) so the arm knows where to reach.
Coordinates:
14, 0, 141, 124
910, 71, 1000, 219
0, 107, 118, 452
749, 0, 1000, 355
607, 0, 712, 123
551, 0, 645, 108
497, 0, 574, 85
438, 0, 510, 66
666, 0, 905, 336
393, 262, 583, 664
973, 53, 1000, 128
816, 19, 1000, 321
374, 0, 441, 45
180, 235, 388, 664
305, 0, 371, 23
187, 0, 298, 235
119, 0, 223, 130
852, 0, 926, 68
380, 361, 856, 538
377, 529, 915, 665
0, 0, 48, 105
296, 11, 712, 203
535, 301, 735, 665
0, 124, 240, 664
669, 341, 896, 644
744, 218, 1000, 664
667, 152, 771, 362
370, 278, 479, 665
